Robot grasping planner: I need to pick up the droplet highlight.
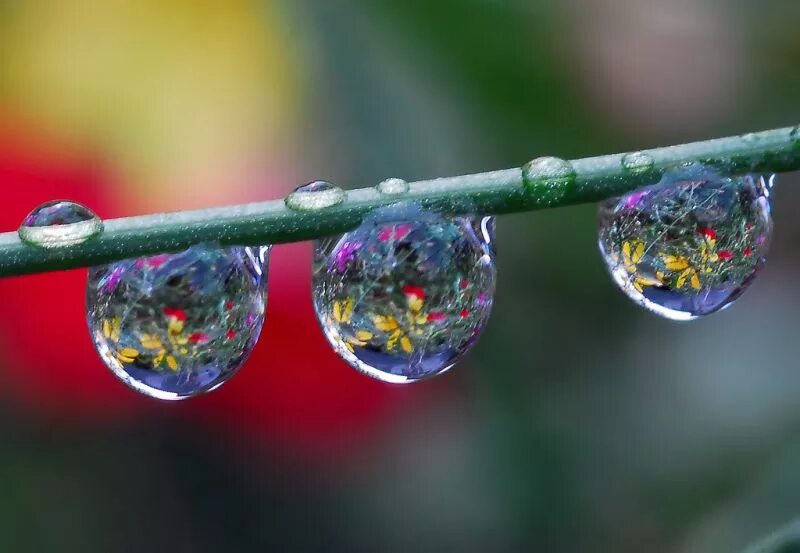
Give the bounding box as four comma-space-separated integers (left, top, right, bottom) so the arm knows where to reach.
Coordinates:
285, 180, 345, 211
598, 166, 773, 320
376, 178, 409, 195
86, 243, 270, 400
621, 151, 655, 175
18, 200, 103, 248
312, 205, 496, 383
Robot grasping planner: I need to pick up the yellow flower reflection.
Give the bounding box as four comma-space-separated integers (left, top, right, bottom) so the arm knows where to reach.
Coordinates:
139, 334, 179, 372
621, 240, 663, 293
344, 330, 375, 353
102, 317, 140, 364
373, 315, 413, 354
660, 254, 701, 290
333, 298, 354, 324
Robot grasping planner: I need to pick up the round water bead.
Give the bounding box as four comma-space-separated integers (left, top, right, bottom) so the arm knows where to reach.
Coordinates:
312, 205, 496, 383
285, 180, 345, 211
86, 243, 270, 400
19, 200, 103, 248
599, 167, 773, 320
376, 178, 409, 195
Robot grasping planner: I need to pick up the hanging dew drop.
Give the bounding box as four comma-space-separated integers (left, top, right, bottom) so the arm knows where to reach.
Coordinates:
285, 180, 345, 211
86, 243, 271, 400
621, 151, 655, 175
376, 178, 409, 195
598, 165, 773, 320
18, 200, 103, 248
312, 204, 496, 383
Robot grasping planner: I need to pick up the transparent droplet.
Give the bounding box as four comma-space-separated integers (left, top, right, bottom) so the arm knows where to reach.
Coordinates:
621, 151, 655, 175
741, 132, 758, 145
312, 204, 496, 383
18, 200, 103, 248
599, 166, 773, 320
376, 178, 409, 195
86, 243, 271, 400
522, 156, 576, 204
285, 180, 345, 211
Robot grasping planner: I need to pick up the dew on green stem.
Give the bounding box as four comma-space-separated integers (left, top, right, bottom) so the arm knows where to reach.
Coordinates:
376, 178, 409, 195
285, 181, 345, 211
741, 132, 758, 145
621, 151, 655, 175
312, 204, 496, 383
18, 200, 103, 248
598, 166, 773, 320
790, 126, 800, 149
522, 157, 576, 204
86, 243, 270, 400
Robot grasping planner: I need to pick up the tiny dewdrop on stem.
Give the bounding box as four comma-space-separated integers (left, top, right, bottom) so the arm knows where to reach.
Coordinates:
18, 200, 104, 248
376, 178, 409, 196
621, 151, 656, 176
522, 156, 577, 206
598, 165, 774, 320
285, 180, 346, 211
86, 243, 271, 400
311, 203, 497, 383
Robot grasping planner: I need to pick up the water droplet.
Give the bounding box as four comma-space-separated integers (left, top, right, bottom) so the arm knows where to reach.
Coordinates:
376, 178, 409, 195
741, 132, 758, 144
86, 243, 270, 400
522, 157, 576, 204
285, 181, 345, 211
312, 204, 496, 383
621, 151, 655, 175
18, 200, 103, 248
598, 166, 772, 320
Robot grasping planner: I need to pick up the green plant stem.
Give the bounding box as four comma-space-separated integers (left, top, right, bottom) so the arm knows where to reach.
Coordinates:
739, 519, 800, 553
0, 125, 797, 278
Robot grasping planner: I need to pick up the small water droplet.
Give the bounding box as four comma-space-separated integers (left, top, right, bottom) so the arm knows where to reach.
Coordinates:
621, 151, 655, 175
741, 132, 758, 144
522, 157, 576, 204
376, 178, 409, 195
312, 205, 496, 383
86, 243, 270, 400
598, 166, 772, 320
18, 200, 103, 248
285, 181, 345, 211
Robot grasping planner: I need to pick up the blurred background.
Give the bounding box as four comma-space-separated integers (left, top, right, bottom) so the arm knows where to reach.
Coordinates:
0, 0, 798, 551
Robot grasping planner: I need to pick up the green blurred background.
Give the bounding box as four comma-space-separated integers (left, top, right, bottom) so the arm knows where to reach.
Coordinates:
0, 0, 798, 551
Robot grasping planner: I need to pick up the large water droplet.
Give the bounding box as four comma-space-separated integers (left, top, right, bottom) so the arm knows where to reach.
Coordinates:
376, 178, 409, 195
19, 200, 103, 248
86, 243, 270, 400
522, 157, 576, 204
599, 166, 772, 320
285, 180, 345, 211
312, 205, 496, 383
621, 151, 655, 175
